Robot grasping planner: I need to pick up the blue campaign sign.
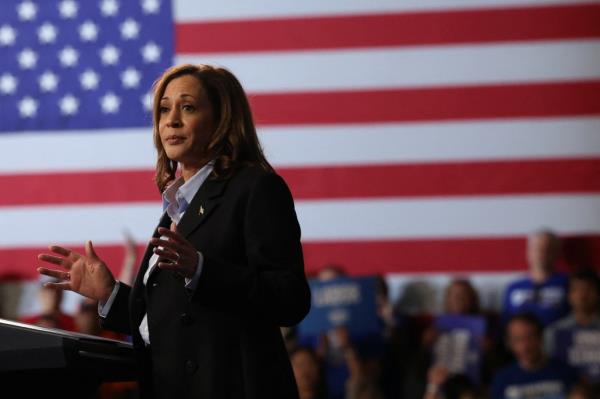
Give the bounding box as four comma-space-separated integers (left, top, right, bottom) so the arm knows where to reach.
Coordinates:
433, 315, 486, 384
297, 276, 380, 338
554, 327, 600, 382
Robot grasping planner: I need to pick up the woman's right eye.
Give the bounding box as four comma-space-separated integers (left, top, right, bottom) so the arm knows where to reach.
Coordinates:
159, 106, 169, 113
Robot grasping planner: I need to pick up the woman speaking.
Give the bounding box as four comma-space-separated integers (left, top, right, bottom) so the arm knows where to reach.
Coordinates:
37, 64, 311, 399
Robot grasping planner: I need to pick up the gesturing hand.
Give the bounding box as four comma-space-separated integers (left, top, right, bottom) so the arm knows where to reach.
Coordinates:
151, 224, 199, 279
37, 240, 116, 302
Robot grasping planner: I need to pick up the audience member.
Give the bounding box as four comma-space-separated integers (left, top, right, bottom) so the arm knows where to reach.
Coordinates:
317, 264, 347, 282
546, 269, 600, 385
502, 230, 570, 327
291, 346, 327, 399
425, 368, 480, 399
408, 279, 486, 398
568, 383, 595, 399
491, 313, 577, 399
117, 230, 139, 286
20, 276, 75, 330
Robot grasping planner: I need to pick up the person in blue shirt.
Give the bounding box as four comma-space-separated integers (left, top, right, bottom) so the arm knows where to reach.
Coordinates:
492, 313, 577, 399
502, 230, 570, 327
545, 269, 600, 386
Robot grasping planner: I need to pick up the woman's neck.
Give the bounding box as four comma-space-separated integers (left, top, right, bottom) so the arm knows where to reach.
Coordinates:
180, 161, 207, 182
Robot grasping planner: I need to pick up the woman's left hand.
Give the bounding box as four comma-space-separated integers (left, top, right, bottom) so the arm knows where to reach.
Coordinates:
151, 223, 199, 279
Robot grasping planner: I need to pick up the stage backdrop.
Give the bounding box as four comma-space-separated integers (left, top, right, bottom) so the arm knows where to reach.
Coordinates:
0, 0, 599, 291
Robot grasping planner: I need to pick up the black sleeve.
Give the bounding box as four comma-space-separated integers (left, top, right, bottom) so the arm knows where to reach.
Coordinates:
193, 172, 311, 327
100, 282, 133, 335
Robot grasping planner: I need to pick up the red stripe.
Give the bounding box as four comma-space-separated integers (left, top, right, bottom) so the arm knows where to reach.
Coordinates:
249, 80, 600, 125
1, 158, 599, 206
281, 158, 600, 200
303, 234, 600, 275
3, 235, 599, 279
0, 170, 159, 206
175, 4, 600, 54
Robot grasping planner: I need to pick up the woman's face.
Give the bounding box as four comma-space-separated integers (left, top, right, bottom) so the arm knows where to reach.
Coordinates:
158, 74, 216, 167
446, 282, 474, 315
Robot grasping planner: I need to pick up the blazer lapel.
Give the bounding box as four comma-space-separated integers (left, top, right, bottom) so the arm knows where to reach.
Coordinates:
133, 211, 172, 291
176, 176, 228, 239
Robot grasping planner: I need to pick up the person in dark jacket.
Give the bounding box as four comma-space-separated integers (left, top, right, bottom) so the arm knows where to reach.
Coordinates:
37, 63, 311, 399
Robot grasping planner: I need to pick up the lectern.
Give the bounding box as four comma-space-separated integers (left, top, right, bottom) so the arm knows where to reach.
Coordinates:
0, 318, 136, 398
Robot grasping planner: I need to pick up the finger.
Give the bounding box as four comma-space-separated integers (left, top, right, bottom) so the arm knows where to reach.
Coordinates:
157, 262, 185, 272
49, 245, 75, 257
157, 262, 192, 279
150, 238, 184, 253
157, 227, 186, 244
38, 254, 72, 269
152, 247, 179, 262
86, 240, 98, 259
43, 281, 71, 291
37, 267, 70, 281
170, 222, 177, 232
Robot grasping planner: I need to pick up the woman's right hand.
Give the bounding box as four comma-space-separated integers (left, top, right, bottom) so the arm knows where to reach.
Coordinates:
37, 240, 116, 302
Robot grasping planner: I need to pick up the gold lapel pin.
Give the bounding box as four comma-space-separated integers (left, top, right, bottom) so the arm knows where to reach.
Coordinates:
199, 205, 205, 216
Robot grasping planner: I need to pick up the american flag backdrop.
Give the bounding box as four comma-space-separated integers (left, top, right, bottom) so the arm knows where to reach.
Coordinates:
1, 0, 600, 290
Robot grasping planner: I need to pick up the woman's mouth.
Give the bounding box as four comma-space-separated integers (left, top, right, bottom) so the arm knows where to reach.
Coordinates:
165, 135, 185, 145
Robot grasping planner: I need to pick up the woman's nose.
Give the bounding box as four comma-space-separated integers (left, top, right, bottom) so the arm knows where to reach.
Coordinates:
166, 111, 182, 127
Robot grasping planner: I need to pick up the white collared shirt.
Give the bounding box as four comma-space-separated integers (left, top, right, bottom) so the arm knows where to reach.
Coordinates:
99, 163, 214, 345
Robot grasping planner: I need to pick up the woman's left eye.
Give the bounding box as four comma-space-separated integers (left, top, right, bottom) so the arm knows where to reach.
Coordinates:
182, 104, 195, 111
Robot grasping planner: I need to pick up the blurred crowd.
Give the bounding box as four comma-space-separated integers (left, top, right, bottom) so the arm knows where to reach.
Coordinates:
285, 230, 600, 399
6, 229, 600, 399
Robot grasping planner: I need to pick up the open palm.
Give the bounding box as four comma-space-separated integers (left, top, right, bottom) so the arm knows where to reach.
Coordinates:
37, 240, 116, 302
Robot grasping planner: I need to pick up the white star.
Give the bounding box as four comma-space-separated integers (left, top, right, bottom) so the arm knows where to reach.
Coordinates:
101, 92, 121, 113
18, 48, 38, 69
38, 22, 58, 44
17, 1, 37, 21
19, 96, 38, 118
141, 0, 160, 14
121, 67, 141, 88
80, 69, 100, 90
0, 25, 17, 46
58, 0, 78, 18
59, 46, 78, 67
100, 0, 119, 16
120, 18, 140, 40
79, 20, 99, 42
141, 42, 161, 63
59, 94, 79, 115
0, 74, 18, 95
39, 71, 59, 92
100, 44, 120, 65
141, 92, 152, 111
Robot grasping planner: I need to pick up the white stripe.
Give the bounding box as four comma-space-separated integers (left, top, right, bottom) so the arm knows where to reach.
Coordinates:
0, 128, 156, 173
1, 194, 598, 247
174, 0, 597, 22
1, 116, 599, 173
0, 203, 161, 247
297, 194, 600, 240
263, 117, 600, 166
176, 40, 600, 93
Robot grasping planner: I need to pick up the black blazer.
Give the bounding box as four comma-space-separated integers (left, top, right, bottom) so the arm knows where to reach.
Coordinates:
102, 166, 311, 399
